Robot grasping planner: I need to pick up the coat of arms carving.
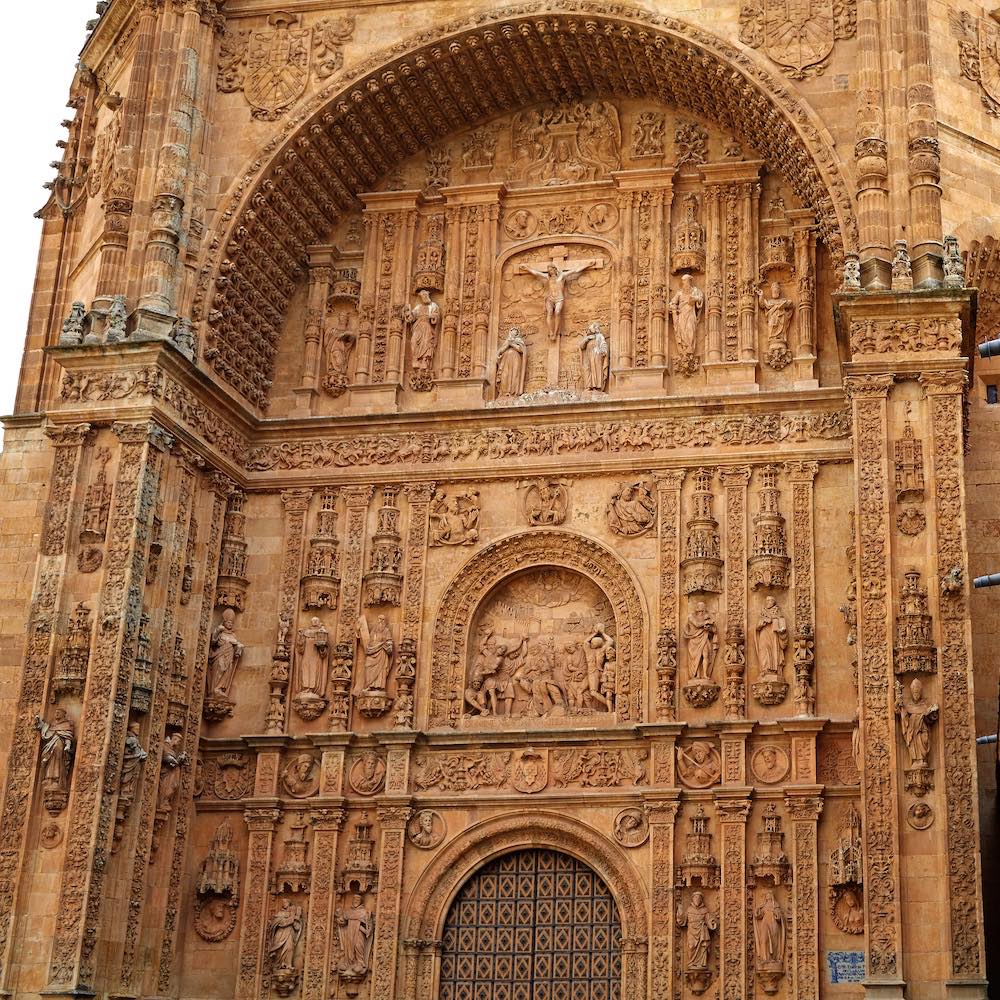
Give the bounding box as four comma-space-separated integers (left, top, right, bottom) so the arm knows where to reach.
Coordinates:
951, 9, 1000, 117
216, 11, 355, 121
739, 0, 857, 78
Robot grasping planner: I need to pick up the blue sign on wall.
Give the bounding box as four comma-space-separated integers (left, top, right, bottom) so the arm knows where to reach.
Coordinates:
827, 951, 865, 984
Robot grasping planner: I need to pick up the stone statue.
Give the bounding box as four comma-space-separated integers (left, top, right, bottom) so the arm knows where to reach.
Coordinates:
522, 479, 569, 526
355, 614, 393, 695
583, 625, 614, 711
754, 890, 786, 968
405, 289, 440, 373
759, 281, 794, 354
429, 489, 480, 546
408, 810, 443, 849
207, 608, 243, 700
607, 479, 657, 536
35, 709, 75, 815
677, 891, 718, 971
495, 328, 527, 397
156, 731, 188, 816
120, 723, 149, 802
323, 319, 356, 395
515, 638, 565, 717
670, 274, 704, 357
579, 321, 610, 391
294, 617, 329, 715
755, 597, 788, 678
267, 899, 303, 971
897, 677, 939, 768
520, 257, 600, 340
684, 602, 718, 681
559, 640, 591, 712
336, 893, 374, 978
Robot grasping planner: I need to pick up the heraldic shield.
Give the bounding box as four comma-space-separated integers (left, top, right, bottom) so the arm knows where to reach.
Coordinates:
979, 16, 1000, 108
763, 0, 835, 78
244, 12, 311, 121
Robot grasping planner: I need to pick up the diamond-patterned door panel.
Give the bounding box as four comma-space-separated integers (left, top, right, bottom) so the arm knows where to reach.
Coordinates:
439, 850, 622, 1000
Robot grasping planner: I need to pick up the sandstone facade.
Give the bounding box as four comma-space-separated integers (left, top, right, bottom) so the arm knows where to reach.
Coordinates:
0, 2, 998, 1000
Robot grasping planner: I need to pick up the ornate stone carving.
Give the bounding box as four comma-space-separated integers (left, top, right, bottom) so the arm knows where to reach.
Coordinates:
429, 488, 480, 546
677, 742, 722, 788
204, 609, 243, 722
894, 569, 936, 674
850, 317, 962, 355
336, 890, 374, 983
682, 469, 723, 594
829, 802, 864, 934
407, 810, 445, 850
280, 754, 319, 799
677, 805, 720, 888
216, 490, 249, 612
608, 478, 657, 537
493, 327, 528, 398
292, 619, 329, 721
749, 803, 791, 887
348, 752, 386, 796
671, 274, 705, 374
614, 808, 650, 847
413, 751, 510, 792
267, 899, 304, 996
35, 709, 75, 816
753, 890, 786, 994
752, 597, 789, 706
676, 890, 718, 994
673, 193, 706, 274
750, 745, 790, 784
302, 488, 340, 610
338, 815, 379, 895
675, 122, 709, 167
749, 465, 790, 590
405, 290, 440, 391
363, 488, 404, 607
354, 615, 394, 717
78, 447, 112, 573
195, 819, 240, 943
272, 814, 312, 895
579, 322, 610, 392
112, 723, 148, 852
151, 732, 188, 855
739, 0, 857, 78
52, 603, 93, 700
896, 677, 939, 796
759, 281, 794, 369
551, 748, 647, 788
952, 10, 1000, 116
512, 746, 549, 793
723, 626, 747, 719
632, 111, 666, 157
519, 478, 570, 527
683, 602, 720, 707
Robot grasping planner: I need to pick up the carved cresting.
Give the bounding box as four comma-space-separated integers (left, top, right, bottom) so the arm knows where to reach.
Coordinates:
47, 421, 173, 991
844, 373, 902, 982
0, 424, 89, 988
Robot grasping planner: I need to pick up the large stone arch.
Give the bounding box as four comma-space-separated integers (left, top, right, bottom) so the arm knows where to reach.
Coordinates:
197, 1, 859, 409
427, 529, 648, 728
399, 811, 649, 1000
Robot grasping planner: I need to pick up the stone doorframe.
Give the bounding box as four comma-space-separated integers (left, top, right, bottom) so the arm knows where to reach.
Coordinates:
398, 810, 650, 1000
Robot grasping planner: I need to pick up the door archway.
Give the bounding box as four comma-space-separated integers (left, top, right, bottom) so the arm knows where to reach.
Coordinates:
438, 848, 622, 1000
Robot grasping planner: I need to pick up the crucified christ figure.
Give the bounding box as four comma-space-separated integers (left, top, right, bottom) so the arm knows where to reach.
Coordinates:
519, 258, 600, 341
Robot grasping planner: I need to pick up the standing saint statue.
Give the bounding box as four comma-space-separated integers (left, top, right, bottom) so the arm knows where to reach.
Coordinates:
670, 274, 705, 356
294, 618, 329, 718
156, 731, 188, 817
267, 899, 303, 971
897, 677, 939, 767
759, 281, 794, 346
520, 257, 600, 340
355, 614, 394, 696
336, 892, 374, 978
207, 608, 243, 700
495, 328, 528, 398
754, 890, 786, 968
684, 602, 719, 681
579, 321, 610, 391
35, 708, 75, 813
754, 597, 788, 679
676, 891, 718, 971
405, 289, 440, 374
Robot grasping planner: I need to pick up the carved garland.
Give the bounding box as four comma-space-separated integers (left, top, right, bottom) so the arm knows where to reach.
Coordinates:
429, 530, 647, 728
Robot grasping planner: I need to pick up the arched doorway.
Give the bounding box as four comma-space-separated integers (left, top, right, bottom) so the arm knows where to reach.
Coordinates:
438, 848, 622, 1000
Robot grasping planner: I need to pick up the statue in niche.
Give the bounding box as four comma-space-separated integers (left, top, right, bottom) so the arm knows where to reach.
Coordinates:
405, 289, 440, 391
521, 478, 569, 526
293, 618, 329, 720
519, 256, 601, 341
355, 614, 394, 696
267, 898, 303, 973
35, 709, 75, 815
753, 597, 789, 706
495, 328, 528, 398
119, 723, 148, 802
607, 479, 657, 537
685, 602, 718, 681
336, 891, 374, 979
156, 732, 188, 818
759, 281, 794, 370
323, 314, 356, 397
579, 321, 610, 391
754, 890, 786, 992
897, 677, 938, 795
671, 274, 704, 374
205, 608, 243, 720
429, 489, 480, 546
677, 890, 718, 991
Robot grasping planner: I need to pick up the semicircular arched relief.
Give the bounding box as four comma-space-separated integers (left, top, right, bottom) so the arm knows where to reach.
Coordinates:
429, 530, 647, 729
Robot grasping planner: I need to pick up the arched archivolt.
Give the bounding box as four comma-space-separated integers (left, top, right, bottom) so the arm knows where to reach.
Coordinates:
198, 1, 859, 409
427, 529, 648, 728
399, 811, 648, 1000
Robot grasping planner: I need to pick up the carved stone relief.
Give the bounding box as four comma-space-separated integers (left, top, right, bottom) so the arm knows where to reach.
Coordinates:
739, 0, 857, 78
195, 819, 241, 943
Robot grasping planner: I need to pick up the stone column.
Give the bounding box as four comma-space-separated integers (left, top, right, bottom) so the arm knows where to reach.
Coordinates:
440, 206, 462, 379
705, 188, 723, 363
617, 189, 636, 370
785, 792, 823, 1000
295, 249, 335, 412
722, 466, 751, 720
715, 793, 751, 1000
0, 423, 90, 990
235, 805, 282, 1000
400, 483, 433, 729
645, 796, 680, 1000
156, 470, 234, 994
921, 371, 988, 999
654, 471, 685, 721
790, 221, 818, 387
46, 421, 173, 994
787, 461, 819, 715
302, 805, 347, 1000
844, 372, 905, 998
370, 804, 413, 1000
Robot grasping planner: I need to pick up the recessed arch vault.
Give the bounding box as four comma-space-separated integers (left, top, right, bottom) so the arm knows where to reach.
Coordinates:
199, 1, 859, 409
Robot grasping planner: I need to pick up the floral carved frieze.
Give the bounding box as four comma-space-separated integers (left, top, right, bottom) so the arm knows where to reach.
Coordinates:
849, 317, 962, 356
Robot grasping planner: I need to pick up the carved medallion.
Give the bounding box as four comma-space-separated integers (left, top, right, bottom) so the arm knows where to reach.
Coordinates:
512, 747, 549, 793
608, 479, 657, 537
348, 753, 386, 796
613, 808, 649, 847
407, 810, 446, 850
906, 801, 934, 831
829, 884, 865, 934
280, 754, 320, 799
677, 742, 722, 789
750, 745, 790, 785
40, 822, 63, 850
246, 14, 311, 121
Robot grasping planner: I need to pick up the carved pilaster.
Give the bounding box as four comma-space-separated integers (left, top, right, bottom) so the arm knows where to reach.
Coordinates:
299, 249, 335, 405
921, 371, 987, 985
786, 462, 819, 715
302, 806, 347, 1000
157, 470, 233, 994
721, 467, 751, 720
371, 804, 412, 1000
844, 372, 903, 988
785, 793, 823, 1000
400, 483, 433, 728
655, 472, 685, 721
646, 797, 680, 1000
236, 806, 282, 1000
715, 795, 751, 1000
47, 421, 172, 992
0, 424, 89, 988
